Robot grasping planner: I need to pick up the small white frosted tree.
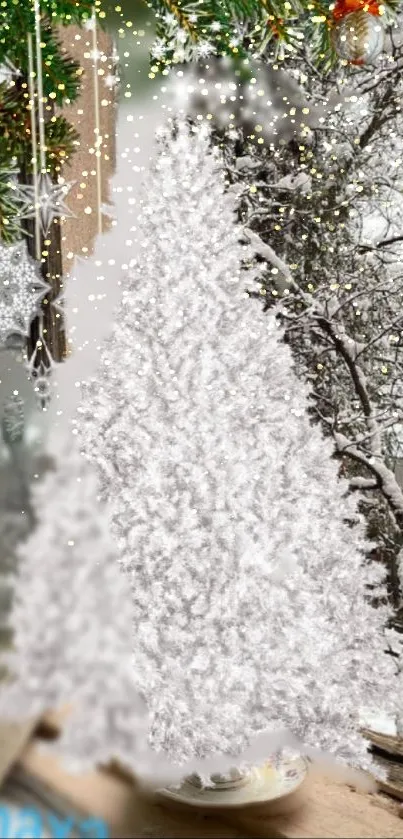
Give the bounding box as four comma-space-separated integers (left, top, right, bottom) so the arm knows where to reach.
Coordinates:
71, 121, 397, 778
0, 439, 151, 776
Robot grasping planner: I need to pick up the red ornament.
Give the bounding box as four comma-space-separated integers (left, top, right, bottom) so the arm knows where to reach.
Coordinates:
332, 0, 382, 21
267, 16, 284, 39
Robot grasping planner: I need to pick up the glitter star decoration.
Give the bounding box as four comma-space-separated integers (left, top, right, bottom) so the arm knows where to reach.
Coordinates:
11, 173, 75, 236
0, 240, 50, 344
104, 73, 119, 89
83, 15, 97, 31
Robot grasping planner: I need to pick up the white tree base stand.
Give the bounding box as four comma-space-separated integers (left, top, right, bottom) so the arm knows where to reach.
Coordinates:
157, 756, 308, 810
37, 709, 309, 814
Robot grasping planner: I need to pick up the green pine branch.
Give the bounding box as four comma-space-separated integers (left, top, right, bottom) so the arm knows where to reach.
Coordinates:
0, 0, 101, 240
0, 79, 79, 243
38, 20, 82, 104
147, 0, 401, 69
0, 17, 82, 103
0, 83, 29, 158
0, 0, 97, 53
0, 167, 23, 245
45, 116, 80, 175
0, 82, 77, 168
45, 0, 98, 24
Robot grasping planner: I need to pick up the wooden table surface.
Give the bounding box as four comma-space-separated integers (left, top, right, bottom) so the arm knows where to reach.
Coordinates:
3, 726, 400, 839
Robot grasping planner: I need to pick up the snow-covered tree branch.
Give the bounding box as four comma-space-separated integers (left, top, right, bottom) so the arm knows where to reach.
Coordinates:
216, 32, 403, 610
243, 224, 403, 531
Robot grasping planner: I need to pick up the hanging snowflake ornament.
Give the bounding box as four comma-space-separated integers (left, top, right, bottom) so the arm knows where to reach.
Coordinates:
0, 241, 49, 344
26, 324, 56, 411
11, 173, 74, 236
331, 0, 385, 65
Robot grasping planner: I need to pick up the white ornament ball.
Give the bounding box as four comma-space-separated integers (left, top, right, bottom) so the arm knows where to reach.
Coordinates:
331, 11, 384, 65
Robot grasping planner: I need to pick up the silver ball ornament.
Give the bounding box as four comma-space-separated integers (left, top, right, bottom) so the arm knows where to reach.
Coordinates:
332, 10, 384, 65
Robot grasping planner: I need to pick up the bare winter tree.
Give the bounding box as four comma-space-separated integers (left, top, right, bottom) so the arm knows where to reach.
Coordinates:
209, 26, 403, 614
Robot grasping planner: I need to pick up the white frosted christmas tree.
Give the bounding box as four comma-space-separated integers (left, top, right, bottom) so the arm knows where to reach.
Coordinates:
0, 440, 151, 776
69, 121, 396, 778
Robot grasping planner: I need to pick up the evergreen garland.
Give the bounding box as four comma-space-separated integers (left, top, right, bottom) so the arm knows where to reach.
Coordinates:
0, 0, 99, 243
147, 0, 400, 70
